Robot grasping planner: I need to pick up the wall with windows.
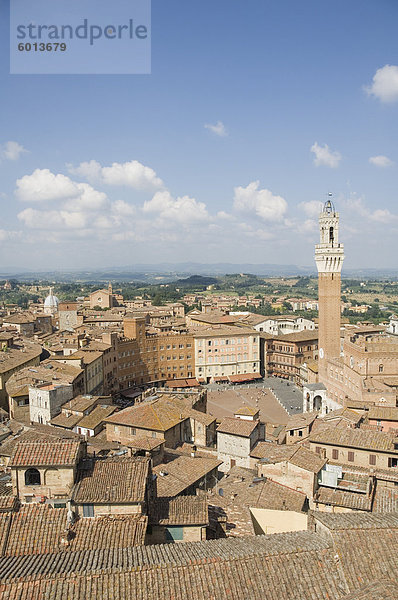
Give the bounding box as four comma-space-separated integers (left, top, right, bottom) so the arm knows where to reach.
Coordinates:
309, 441, 398, 470
194, 331, 260, 382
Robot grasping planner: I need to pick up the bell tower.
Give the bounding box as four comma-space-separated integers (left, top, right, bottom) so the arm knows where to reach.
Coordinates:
315, 197, 344, 380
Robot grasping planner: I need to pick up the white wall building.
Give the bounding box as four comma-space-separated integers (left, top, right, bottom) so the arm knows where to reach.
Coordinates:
194, 327, 260, 383
217, 417, 261, 472
29, 383, 73, 425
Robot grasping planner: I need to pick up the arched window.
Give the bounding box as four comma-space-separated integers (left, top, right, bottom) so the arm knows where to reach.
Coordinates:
329, 227, 334, 244
25, 468, 41, 486
379, 364, 384, 373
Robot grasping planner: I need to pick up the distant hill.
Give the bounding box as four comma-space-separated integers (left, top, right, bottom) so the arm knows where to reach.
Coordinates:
174, 275, 218, 287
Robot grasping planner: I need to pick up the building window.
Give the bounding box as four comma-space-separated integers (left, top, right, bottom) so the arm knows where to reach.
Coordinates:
152, 432, 157, 438
82, 504, 94, 518
332, 449, 339, 460
379, 364, 384, 373
25, 468, 41, 486
130, 427, 136, 436
369, 454, 376, 466
348, 451, 354, 462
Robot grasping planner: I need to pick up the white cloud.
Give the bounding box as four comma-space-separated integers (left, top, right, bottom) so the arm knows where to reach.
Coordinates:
233, 181, 287, 222
67, 160, 102, 183
369, 209, 397, 224
15, 169, 81, 203
0, 229, 21, 242
63, 183, 108, 211
310, 142, 341, 168
68, 159, 164, 190
143, 191, 209, 225
18, 208, 88, 230
344, 195, 398, 224
1, 141, 28, 161
204, 121, 228, 137
369, 155, 394, 168
111, 199, 136, 216
366, 65, 398, 103
298, 200, 323, 218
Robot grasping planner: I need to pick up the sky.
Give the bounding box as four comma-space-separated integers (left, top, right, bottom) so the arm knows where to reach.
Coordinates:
0, 0, 397, 272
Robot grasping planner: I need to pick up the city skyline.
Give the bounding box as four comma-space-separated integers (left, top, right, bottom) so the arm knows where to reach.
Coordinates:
0, 0, 397, 270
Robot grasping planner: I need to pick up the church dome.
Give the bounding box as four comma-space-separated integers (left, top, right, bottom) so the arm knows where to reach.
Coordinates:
44, 288, 59, 308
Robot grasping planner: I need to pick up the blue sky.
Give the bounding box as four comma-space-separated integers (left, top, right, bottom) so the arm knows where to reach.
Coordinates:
0, 0, 397, 271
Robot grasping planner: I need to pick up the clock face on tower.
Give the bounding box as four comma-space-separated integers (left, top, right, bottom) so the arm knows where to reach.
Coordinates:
319, 348, 324, 359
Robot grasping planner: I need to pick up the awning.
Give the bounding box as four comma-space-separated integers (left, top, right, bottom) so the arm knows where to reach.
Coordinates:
165, 378, 201, 388
228, 373, 263, 383
213, 376, 229, 382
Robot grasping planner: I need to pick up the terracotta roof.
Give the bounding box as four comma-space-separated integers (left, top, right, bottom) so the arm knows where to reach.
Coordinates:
313, 512, 398, 593
217, 417, 259, 437
153, 453, 222, 497
72, 457, 150, 504
312, 511, 398, 530
309, 427, 398, 453
0, 497, 18, 513
75, 405, 115, 431
208, 467, 306, 534
288, 446, 327, 473
341, 580, 398, 600
5, 360, 83, 397
106, 400, 184, 432
0, 515, 397, 597
127, 437, 165, 451
368, 406, 398, 421
60, 395, 100, 413
285, 412, 318, 431
373, 486, 398, 513
50, 412, 82, 429
0, 531, 344, 598
324, 408, 364, 425
251, 443, 326, 472
272, 330, 318, 342
0, 345, 42, 375
106, 393, 215, 431
314, 487, 372, 511
234, 405, 258, 417
0, 505, 147, 557
250, 443, 296, 461
149, 496, 208, 526
9, 439, 82, 467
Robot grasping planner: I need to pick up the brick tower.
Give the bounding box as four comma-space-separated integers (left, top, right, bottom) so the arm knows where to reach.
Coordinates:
315, 198, 344, 381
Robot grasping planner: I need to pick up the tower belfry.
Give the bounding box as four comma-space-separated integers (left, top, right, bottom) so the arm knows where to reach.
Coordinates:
315, 197, 344, 380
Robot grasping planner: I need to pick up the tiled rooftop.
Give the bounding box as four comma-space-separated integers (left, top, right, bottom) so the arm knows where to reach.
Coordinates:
75, 405, 115, 431
0, 505, 147, 558
0, 513, 396, 598
309, 426, 398, 453
153, 453, 222, 497
9, 439, 82, 467
149, 496, 208, 526
252, 443, 326, 473
217, 417, 259, 438
208, 466, 306, 536
72, 456, 150, 504
106, 393, 214, 432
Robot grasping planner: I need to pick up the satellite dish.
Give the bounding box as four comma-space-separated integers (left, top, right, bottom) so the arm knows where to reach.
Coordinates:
218, 488, 224, 497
